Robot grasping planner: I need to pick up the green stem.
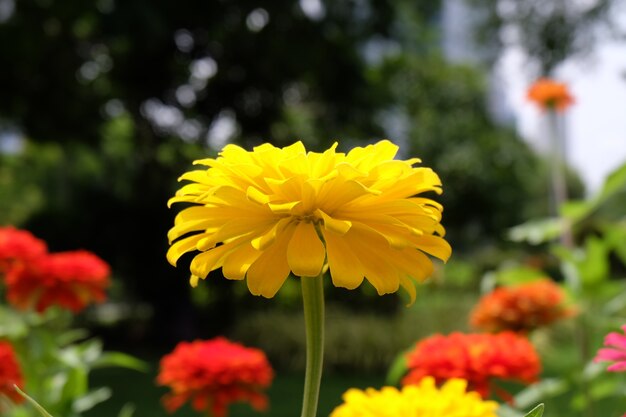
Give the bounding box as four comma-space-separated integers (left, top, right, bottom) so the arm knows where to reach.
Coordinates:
547, 110, 573, 248
300, 273, 325, 417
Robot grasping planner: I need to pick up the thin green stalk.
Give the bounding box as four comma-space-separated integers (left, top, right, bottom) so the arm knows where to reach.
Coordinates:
300, 273, 325, 417
547, 112, 592, 416
547, 110, 573, 248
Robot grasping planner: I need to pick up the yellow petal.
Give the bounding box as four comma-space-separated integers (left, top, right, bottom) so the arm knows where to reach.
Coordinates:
348, 227, 400, 294
336, 163, 367, 180
387, 247, 434, 283
287, 222, 326, 277
279, 153, 310, 177
410, 235, 452, 261
268, 201, 300, 214
222, 243, 262, 280
209, 218, 275, 246
190, 275, 200, 287
190, 245, 231, 278
173, 206, 216, 223
166, 234, 204, 266
282, 141, 306, 156
309, 142, 339, 177
246, 186, 271, 205
251, 218, 290, 250
167, 219, 216, 244
247, 223, 295, 297
345, 140, 398, 169
317, 210, 352, 235
178, 170, 209, 183
399, 275, 417, 305
323, 229, 364, 290
317, 179, 375, 213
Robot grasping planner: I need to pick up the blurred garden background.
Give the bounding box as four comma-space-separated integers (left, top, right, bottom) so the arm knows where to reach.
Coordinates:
2, 0, 626, 416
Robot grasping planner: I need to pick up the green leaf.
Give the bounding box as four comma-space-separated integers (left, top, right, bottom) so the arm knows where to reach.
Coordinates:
0, 393, 15, 413
0, 306, 29, 338
582, 360, 606, 381
45, 372, 68, 405
596, 161, 626, 206
62, 367, 89, 405
497, 404, 525, 417
603, 289, 626, 315
560, 161, 626, 224
560, 200, 592, 221
384, 351, 408, 386
588, 376, 620, 400
72, 387, 112, 413
13, 385, 55, 417
79, 339, 104, 364
523, 404, 544, 417
514, 379, 568, 409
508, 218, 566, 244
56, 328, 90, 346
93, 352, 149, 372
602, 223, 626, 266
58, 339, 103, 367
578, 236, 609, 287
117, 403, 136, 417
495, 266, 547, 286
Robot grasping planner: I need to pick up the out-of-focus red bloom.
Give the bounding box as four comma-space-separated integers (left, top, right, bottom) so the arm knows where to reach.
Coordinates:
402, 332, 541, 399
470, 279, 575, 333
594, 325, 626, 372
5, 250, 110, 313
527, 78, 574, 111
0, 340, 25, 406
157, 337, 273, 417
0, 226, 47, 274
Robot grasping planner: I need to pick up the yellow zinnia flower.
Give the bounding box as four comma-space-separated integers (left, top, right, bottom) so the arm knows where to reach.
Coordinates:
167, 140, 450, 301
330, 377, 499, 417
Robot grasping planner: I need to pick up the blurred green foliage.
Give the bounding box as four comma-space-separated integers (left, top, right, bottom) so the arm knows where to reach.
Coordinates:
231, 285, 478, 373
467, 0, 617, 75
0, 0, 584, 341
375, 52, 583, 249
476, 161, 626, 417
0, 306, 145, 417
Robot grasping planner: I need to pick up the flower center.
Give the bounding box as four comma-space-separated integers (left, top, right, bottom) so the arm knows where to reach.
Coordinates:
297, 214, 322, 225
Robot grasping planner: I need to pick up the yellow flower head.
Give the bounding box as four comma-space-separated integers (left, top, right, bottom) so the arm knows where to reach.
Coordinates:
330, 377, 499, 417
167, 140, 450, 302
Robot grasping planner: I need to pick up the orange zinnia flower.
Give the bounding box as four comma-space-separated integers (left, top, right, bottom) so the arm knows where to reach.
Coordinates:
5, 250, 110, 313
0, 226, 47, 274
527, 78, 574, 111
470, 279, 575, 333
402, 332, 541, 400
157, 337, 274, 417
0, 340, 25, 407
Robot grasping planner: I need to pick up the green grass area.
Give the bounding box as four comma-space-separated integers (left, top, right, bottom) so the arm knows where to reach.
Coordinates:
85, 365, 384, 417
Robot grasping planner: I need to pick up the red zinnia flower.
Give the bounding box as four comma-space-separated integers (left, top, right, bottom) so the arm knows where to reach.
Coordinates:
470, 279, 575, 333
0, 340, 25, 407
0, 226, 47, 274
402, 332, 541, 399
157, 337, 274, 417
5, 250, 110, 313
527, 78, 574, 112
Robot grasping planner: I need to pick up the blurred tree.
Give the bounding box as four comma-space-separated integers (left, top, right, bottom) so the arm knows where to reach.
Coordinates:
0, 0, 409, 148
0, 0, 580, 337
0, 0, 420, 342
376, 53, 584, 250
467, 0, 617, 75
